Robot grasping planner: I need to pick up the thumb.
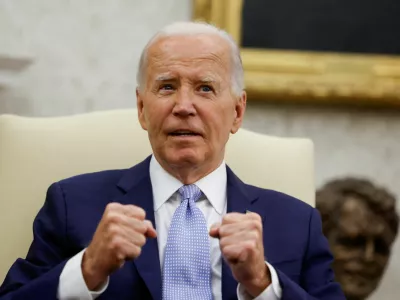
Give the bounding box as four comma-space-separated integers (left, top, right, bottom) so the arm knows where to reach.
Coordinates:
209, 222, 221, 238
143, 220, 157, 238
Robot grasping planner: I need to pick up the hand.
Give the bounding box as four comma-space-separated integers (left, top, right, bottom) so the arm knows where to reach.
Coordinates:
82, 203, 157, 290
210, 212, 271, 297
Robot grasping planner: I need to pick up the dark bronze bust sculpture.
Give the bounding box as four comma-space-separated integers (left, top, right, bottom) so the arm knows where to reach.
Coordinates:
316, 178, 399, 300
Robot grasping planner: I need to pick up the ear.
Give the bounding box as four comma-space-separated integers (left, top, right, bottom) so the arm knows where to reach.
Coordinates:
136, 88, 148, 131
230, 91, 247, 134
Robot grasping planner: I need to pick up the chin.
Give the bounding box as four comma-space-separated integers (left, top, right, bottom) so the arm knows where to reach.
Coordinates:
342, 281, 376, 300
164, 149, 204, 167
343, 290, 370, 300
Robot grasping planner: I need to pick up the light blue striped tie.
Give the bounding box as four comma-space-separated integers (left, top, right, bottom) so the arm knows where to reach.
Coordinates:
162, 184, 213, 300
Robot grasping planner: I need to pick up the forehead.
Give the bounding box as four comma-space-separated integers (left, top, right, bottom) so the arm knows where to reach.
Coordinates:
146, 34, 232, 80
337, 197, 393, 239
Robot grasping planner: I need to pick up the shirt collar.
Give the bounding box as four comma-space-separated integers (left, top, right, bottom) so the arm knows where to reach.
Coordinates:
149, 155, 227, 215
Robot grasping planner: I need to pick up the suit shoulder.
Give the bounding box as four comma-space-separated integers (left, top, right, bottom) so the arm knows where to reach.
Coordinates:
246, 184, 315, 218
57, 169, 127, 190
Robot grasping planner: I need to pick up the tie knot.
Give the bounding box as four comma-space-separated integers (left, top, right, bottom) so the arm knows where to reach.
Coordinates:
178, 184, 202, 202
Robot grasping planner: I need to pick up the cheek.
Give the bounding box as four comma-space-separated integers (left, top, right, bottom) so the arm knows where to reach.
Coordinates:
331, 245, 362, 260
145, 115, 160, 135
375, 255, 389, 266
145, 104, 170, 132
204, 105, 235, 134
205, 117, 231, 147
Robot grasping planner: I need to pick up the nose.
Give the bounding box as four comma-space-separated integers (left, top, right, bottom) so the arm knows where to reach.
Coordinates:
172, 88, 196, 117
364, 239, 375, 262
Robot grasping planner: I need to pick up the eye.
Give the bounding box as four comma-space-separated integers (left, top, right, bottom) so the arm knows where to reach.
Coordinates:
375, 238, 389, 255
337, 236, 366, 248
198, 85, 213, 93
159, 84, 174, 91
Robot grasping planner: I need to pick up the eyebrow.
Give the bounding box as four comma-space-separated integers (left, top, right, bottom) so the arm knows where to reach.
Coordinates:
155, 73, 175, 82
153, 74, 220, 85
198, 77, 217, 84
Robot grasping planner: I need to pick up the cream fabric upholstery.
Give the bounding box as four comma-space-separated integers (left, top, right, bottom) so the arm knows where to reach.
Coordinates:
0, 108, 314, 283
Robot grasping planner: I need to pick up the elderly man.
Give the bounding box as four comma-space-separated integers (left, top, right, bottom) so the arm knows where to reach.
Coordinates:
0, 22, 344, 299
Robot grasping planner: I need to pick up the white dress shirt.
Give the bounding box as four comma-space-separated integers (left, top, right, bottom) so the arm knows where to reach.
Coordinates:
57, 155, 282, 299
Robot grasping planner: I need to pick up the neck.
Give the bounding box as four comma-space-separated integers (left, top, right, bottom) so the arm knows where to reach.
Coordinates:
155, 155, 224, 185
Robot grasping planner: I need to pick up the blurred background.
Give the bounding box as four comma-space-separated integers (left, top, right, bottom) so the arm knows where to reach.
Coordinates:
1, 0, 399, 299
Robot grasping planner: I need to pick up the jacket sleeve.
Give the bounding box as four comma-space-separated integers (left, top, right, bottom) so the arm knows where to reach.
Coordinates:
277, 208, 346, 300
0, 182, 72, 300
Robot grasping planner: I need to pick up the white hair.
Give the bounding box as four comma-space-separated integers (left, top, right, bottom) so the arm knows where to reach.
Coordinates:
136, 21, 244, 96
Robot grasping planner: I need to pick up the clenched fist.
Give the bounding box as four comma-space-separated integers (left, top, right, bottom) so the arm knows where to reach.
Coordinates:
209, 212, 271, 297
82, 203, 157, 290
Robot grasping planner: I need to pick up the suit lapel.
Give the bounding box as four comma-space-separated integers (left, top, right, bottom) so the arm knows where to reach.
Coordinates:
222, 166, 265, 300
115, 156, 162, 300
115, 160, 268, 300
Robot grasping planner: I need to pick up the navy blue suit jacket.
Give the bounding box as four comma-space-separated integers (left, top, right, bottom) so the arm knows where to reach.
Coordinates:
0, 157, 345, 299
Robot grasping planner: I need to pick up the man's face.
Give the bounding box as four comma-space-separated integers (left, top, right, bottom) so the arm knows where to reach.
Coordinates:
137, 34, 246, 174
329, 197, 395, 300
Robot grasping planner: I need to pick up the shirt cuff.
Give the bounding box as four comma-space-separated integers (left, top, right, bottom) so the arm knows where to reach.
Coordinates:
237, 262, 282, 300
57, 249, 109, 300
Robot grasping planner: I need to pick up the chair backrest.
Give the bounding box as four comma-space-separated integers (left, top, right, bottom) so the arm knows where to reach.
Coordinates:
0, 108, 314, 282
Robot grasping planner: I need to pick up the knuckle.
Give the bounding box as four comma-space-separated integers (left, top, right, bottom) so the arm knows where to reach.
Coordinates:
132, 246, 142, 258
116, 252, 126, 262
250, 212, 262, 222
135, 220, 147, 233
107, 212, 122, 224
221, 246, 230, 257
143, 220, 154, 232
220, 244, 228, 255
219, 237, 228, 248
106, 202, 120, 212
250, 220, 258, 229
109, 237, 123, 252
251, 230, 259, 240
134, 207, 146, 220
107, 224, 120, 236
250, 219, 262, 231
126, 205, 145, 219
247, 231, 260, 243
219, 236, 225, 246
136, 233, 146, 246
218, 226, 226, 237
222, 215, 231, 224
244, 240, 257, 250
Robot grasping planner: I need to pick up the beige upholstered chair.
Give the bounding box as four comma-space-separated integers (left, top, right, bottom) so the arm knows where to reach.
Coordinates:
0, 109, 314, 283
